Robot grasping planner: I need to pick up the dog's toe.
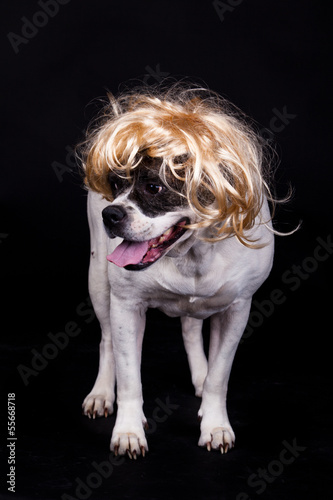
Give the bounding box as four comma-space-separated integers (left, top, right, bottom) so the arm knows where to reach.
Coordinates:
111, 431, 148, 458
82, 393, 114, 418
199, 426, 235, 454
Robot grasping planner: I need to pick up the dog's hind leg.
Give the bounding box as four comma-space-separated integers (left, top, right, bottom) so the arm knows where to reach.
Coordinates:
82, 192, 116, 419
198, 298, 252, 453
181, 317, 208, 397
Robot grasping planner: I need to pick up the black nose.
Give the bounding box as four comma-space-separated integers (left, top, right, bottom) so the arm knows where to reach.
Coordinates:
102, 205, 127, 225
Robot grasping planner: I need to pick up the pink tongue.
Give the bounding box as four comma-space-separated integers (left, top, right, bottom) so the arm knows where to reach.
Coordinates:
107, 240, 149, 267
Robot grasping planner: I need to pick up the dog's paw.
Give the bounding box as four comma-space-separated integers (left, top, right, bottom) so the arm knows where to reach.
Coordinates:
82, 391, 115, 419
198, 426, 235, 454
111, 430, 148, 459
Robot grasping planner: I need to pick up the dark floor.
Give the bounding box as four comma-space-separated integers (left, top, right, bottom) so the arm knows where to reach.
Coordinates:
2, 371, 333, 500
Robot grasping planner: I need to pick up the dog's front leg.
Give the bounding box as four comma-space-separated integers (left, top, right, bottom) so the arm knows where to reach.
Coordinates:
198, 299, 252, 453
110, 295, 148, 458
82, 195, 116, 419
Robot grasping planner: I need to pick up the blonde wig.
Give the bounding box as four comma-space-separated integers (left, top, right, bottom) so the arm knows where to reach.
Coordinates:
79, 84, 277, 247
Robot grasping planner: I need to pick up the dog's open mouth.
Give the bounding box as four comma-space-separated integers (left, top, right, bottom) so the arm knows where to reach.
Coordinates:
106, 218, 189, 270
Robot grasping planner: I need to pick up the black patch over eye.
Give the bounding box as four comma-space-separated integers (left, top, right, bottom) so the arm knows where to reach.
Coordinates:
144, 183, 165, 195
128, 166, 187, 217
108, 173, 131, 198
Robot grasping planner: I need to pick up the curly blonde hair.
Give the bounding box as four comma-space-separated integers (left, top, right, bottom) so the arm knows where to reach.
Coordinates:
78, 84, 276, 246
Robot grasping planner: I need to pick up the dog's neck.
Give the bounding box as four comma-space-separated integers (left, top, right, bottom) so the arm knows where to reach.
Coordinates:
167, 230, 219, 277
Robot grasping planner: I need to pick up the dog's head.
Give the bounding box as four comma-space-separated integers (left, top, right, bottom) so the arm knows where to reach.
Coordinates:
80, 85, 272, 270
101, 156, 197, 270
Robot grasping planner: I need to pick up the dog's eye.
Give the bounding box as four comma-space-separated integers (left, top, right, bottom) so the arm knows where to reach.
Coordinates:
110, 180, 119, 193
145, 183, 164, 195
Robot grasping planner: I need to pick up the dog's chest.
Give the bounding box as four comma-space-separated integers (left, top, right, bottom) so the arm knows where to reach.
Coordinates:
149, 293, 230, 319
144, 274, 238, 319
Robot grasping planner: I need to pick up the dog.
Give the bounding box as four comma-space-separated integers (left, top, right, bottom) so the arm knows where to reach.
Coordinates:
79, 84, 275, 458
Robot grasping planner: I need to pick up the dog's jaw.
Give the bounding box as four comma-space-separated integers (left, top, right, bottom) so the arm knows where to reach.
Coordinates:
107, 217, 190, 270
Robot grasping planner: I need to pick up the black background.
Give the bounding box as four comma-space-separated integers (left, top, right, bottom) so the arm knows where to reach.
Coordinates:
1, 1, 332, 499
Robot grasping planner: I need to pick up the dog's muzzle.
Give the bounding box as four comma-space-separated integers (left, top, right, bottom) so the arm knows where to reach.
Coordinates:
102, 209, 190, 271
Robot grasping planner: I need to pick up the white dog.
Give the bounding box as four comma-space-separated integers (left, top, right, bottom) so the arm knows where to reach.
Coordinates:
79, 85, 275, 458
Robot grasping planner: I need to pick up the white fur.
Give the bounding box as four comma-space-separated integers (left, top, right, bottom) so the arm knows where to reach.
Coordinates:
82, 189, 274, 456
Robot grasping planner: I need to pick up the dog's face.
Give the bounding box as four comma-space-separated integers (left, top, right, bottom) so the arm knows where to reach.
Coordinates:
102, 158, 196, 271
